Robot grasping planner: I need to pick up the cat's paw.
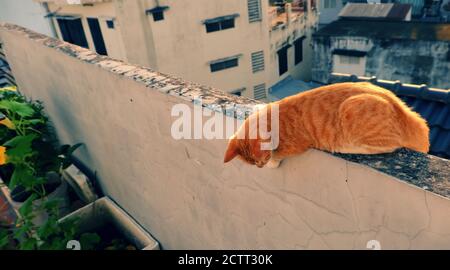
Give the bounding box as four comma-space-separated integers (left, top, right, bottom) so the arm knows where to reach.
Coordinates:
265, 159, 281, 169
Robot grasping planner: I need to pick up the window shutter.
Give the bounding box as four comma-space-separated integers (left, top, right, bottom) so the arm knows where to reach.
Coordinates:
251, 51, 265, 73
248, 0, 262, 23
253, 83, 267, 100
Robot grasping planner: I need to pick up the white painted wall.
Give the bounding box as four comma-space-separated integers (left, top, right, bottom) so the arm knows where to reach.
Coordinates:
0, 0, 55, 37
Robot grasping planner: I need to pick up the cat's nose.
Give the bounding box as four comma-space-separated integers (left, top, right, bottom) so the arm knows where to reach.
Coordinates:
256, 163, 264, 168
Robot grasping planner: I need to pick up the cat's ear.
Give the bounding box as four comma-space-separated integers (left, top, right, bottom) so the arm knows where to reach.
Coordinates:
224, 136, 239, 163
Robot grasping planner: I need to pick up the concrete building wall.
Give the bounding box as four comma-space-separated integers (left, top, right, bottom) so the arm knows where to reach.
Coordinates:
2, 24, 450, 249
48, 2, 127, 61
267, 5, 318, 85
312, 36, 450, 89
42, 0, 318, 99
139, 0, 270, 98
0, 0, 55, 37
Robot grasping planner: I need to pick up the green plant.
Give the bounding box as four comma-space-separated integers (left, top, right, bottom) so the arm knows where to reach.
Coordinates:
0, 86, 95, 250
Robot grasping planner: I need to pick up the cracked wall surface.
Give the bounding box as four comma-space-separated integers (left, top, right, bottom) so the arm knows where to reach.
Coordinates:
1, 23, 450, 249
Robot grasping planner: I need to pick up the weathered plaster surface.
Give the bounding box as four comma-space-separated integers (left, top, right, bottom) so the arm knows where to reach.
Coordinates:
1, 23, 450, 249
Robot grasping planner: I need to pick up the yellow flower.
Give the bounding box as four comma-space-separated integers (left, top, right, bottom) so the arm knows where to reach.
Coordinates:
0, 117, 15, 130
0, 146, 7, 165
0, 86, 17, 92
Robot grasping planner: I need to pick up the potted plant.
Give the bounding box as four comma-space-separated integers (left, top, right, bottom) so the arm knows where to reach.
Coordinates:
59, 197, 160, 250
0, 86, 86, 249
0, 87, 159, 250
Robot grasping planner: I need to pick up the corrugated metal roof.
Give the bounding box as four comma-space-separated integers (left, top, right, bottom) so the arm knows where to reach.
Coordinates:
339, 3, 394, 19
339, 3, 411, 20
329, 73, 450, 159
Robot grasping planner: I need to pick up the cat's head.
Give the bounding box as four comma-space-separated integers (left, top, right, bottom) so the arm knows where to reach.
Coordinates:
223, 135, 272, 168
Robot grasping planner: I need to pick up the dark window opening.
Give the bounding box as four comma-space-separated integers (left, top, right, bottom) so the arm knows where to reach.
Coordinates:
145, 6, 169, 22
294, 38, 304, 65
57, 17, 89, 48
210, 58, 238, 72
87, 17, 108, 56
277, 47, 288, 76
232, 91, 242, 96
106, 20, 115, 29
153, 11, 164, 21
205, 19, 235, 33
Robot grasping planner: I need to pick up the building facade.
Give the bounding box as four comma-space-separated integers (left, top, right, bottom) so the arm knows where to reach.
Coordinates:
312, 20, 450, 89
0, 0, 56, 37
30, 0, 319, 100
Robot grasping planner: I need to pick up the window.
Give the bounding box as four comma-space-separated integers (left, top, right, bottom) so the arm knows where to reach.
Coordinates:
153, 11, 164, 21
251, 51, 264, 73
206, 19, 235, 33
231, 88, 245, 96
294, 37, 304, 65
106, 20, 115, 29
339, 55, 360, 64
56, 17, 89, 48
87, 18, 108, 56
247, 0, 262, 22
253, 83, 266, 100
277, 46, 289, 76
145, 6, 169, 22
210, 58, 239, 72
324, 0, 336, 8
332, 51, 367, 76
204, 14, 239, 33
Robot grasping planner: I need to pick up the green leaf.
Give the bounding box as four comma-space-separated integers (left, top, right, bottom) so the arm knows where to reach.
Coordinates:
18, 193, 37, 218
0, 228, 10, 249
8, 165, 34, 190
19, 237, 37, 250
27, 119, 45, 125
5, 134, 37, 163
0, 100, 35, 117
79, 233, 101, 250
37, 217, 59, 240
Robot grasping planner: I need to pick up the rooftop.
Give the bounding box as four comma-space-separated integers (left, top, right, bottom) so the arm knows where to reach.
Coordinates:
314, 20, 450, 42
267, 76, 321, 102
339, 3, 412, 21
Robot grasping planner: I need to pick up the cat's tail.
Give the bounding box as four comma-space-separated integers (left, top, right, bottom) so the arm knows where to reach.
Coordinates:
394, 102, 430, 153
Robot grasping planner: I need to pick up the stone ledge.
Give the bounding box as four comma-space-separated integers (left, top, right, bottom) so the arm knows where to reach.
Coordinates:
335, 148, 450, 199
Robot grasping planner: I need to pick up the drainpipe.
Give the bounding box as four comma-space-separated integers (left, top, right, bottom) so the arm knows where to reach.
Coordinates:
42, 2, 58, 38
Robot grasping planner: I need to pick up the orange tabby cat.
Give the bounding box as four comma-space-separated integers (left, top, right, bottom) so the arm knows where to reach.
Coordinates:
224, 82, 430, 168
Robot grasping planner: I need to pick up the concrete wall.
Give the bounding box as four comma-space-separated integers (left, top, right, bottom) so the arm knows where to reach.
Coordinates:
2, 24, 450, 249
0, 0, 55, 37
312, 36, 450, 89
